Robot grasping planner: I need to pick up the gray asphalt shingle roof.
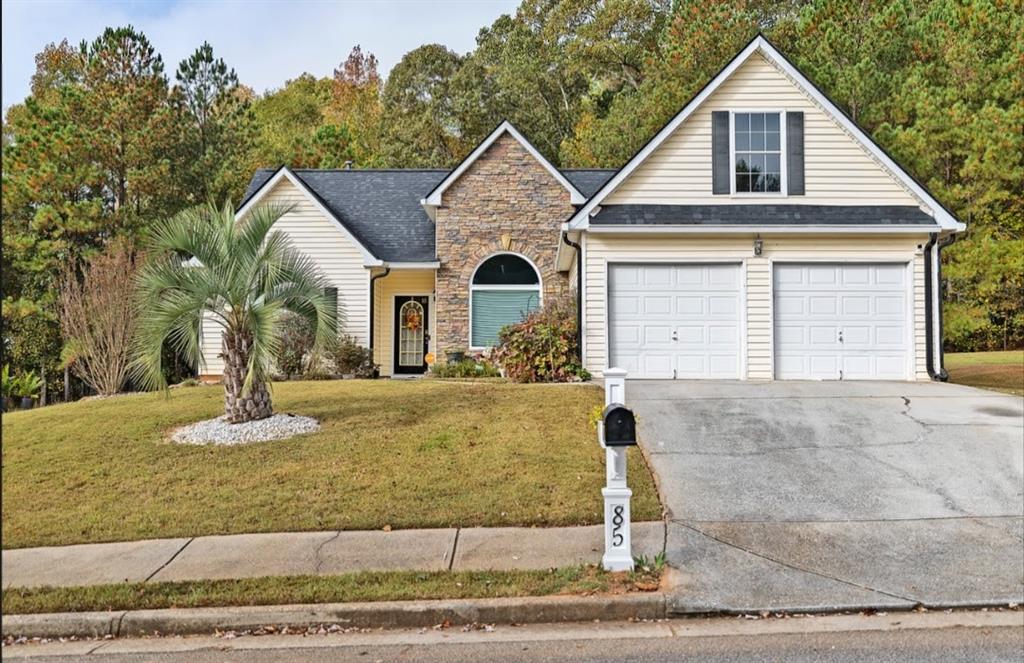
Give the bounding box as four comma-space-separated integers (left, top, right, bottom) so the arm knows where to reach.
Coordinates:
240, 168, 615, 262
589, 204, 938, 226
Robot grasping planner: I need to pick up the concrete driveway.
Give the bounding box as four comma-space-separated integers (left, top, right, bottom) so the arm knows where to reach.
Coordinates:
628, 380, 1024, 614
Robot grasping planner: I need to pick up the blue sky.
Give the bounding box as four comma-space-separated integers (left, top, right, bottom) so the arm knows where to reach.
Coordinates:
1, 0, 519, 110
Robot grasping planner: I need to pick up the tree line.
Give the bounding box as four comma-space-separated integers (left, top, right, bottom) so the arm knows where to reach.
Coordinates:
3, 0, 1021, 399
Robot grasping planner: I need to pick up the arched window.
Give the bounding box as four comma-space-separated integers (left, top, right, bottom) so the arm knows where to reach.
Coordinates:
470, 253, 542, 348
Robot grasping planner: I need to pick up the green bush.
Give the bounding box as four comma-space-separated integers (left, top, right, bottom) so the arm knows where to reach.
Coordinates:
431, 357, 501, 378
326, 335, 377, 378
493, 296, 589, 383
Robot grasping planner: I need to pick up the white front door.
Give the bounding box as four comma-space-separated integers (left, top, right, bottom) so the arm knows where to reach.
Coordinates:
773, 263, 910, 380
609, 263, 742, 379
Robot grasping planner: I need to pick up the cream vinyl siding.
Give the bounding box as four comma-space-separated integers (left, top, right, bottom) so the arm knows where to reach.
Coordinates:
200, 312, 225, 376
584, 234, 929, 380
198, 178, 371, 376
604, 53, 924, 208
371, 269, 436, 376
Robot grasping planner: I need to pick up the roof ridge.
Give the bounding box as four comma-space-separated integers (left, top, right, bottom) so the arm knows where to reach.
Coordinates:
293, 168, 451, 173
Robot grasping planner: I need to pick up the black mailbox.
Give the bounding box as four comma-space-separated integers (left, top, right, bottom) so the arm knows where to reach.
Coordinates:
602, 404, 636, 446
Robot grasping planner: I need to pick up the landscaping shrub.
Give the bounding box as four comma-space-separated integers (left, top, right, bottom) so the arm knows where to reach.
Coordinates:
326, 335, 377, 378
493, 296, 589, 383
58, 239, 139, 396
274, 312, 316, 379
432, 356, 501, 378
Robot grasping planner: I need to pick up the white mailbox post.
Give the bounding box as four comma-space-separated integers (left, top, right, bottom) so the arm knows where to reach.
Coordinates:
600, 368, 634, 572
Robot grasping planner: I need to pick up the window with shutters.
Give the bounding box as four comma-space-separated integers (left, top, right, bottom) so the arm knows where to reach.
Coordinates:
469, 253, 542, 348
733, 112, 782, 193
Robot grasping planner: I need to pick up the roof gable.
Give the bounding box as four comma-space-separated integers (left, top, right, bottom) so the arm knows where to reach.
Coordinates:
237, 167, 381, 265
238, 167, 448, 264
567, 35, 964, 232
423, 121, 587, 208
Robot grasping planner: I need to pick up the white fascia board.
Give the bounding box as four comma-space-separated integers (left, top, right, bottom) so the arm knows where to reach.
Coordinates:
383, 261, 440, 270
585, 224, 940, 234
567, 35, 965, 233
235, 166, 383, 266
423, 121, 586, 207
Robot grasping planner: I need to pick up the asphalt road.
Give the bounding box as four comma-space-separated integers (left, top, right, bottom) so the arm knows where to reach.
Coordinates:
6, 612, 1022, 663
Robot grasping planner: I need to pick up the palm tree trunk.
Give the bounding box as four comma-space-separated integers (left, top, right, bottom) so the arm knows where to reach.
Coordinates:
222, 331, 272, 423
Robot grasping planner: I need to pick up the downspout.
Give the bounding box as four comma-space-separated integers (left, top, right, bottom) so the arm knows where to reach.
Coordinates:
935, 234, 957, 381
562, 232, 583, 359
923, 234, 938, 379
368, 268, 391, 353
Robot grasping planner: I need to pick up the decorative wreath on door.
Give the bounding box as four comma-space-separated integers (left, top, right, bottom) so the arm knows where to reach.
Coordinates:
403, 307, 422, 331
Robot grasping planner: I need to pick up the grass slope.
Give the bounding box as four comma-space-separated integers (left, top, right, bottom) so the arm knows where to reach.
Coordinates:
945, 350, 1024, 396
2, 566, 662, 615
1, 381, 661, 549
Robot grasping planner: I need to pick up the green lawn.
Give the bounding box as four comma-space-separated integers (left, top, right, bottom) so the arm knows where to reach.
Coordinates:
1, 381, 661, 549
945, 350, 1024, 396
2, 565, 662, 615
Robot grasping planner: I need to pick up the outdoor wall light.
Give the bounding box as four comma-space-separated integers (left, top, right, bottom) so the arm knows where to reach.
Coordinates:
753, 237, 763, 256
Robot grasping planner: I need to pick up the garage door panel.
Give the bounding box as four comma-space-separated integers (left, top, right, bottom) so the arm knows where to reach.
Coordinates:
642, 355, 673, 378
644, 325, 675, 345
875, 326, 904, 345
774, 263, 909, 380
707, 325, 738, 345
776, 296, 805, 315
808, 296, 837, 315
808, 266, 838, 285
708, 296, 738, 316
643, 266, 673, 287
677, 296, 704, 314
609, 263, 741, 379
842, 296, 871, 315
644, 296, 672, 315
708, 355, 740, 376
875, 296, 905, 316
707, 265, 740, 287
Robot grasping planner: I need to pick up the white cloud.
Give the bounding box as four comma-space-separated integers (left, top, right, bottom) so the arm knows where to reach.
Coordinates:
2, 0, 518, 109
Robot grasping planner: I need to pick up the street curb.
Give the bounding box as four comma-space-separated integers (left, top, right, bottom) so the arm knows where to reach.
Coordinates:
2, 593, 667, 639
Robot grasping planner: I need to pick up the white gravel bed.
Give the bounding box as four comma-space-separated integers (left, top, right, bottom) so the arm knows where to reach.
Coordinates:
170, 413, 320, 445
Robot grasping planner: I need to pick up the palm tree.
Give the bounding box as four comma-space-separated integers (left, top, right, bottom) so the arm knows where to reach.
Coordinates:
134, 201, 337, 423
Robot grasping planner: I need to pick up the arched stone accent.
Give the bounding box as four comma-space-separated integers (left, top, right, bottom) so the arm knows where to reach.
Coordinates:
434, 133, 574, 357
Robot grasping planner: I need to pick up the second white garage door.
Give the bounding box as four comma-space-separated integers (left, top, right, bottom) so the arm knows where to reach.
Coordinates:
773, 263, 910, 380
609, 264, 742, 379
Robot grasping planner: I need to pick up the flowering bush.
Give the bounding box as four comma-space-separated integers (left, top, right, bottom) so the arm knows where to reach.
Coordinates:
493, 296, 590, 383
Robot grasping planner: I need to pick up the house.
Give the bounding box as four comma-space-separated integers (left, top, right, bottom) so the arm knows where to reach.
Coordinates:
200, 35, 964, 382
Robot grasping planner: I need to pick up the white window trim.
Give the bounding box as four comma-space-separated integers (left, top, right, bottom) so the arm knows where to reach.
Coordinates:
729, 109, 787, 197
468, 251, 543, 351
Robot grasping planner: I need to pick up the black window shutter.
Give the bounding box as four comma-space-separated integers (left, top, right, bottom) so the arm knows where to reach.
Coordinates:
786, 111, 805, 195
711, 111, 730, 194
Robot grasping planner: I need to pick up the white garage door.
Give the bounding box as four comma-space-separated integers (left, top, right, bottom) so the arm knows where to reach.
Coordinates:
773, 263, 910, 380
609, 264, 741, 379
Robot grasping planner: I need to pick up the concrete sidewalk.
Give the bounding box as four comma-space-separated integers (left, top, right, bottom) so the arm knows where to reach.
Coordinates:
1, 523, 666, 589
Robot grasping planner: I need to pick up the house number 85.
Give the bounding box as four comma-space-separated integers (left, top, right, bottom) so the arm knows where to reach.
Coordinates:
611, 505, 625, 546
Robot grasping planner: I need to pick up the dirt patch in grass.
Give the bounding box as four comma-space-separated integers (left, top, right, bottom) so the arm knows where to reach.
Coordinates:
2, 381, 662, 549
1, 566, 663, 615
945, 351, 1023, 395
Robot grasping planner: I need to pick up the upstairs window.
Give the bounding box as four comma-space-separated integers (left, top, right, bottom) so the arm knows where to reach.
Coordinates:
470, 253, 541, 348
734, 112, 781, 193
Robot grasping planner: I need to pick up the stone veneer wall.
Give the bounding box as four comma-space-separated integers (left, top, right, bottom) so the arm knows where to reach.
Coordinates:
434, 133, 574, 357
